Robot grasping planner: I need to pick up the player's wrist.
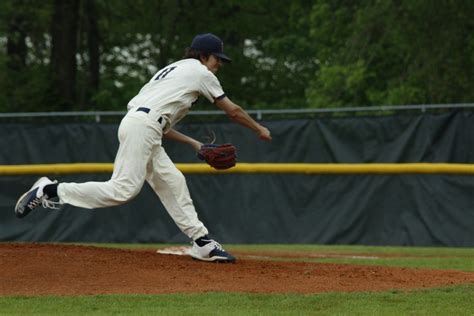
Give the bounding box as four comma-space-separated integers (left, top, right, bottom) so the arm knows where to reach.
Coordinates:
256, 126, 272, 141
191, 140, 203, 152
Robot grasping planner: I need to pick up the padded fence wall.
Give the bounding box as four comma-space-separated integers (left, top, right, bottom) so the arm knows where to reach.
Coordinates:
1, 111, 473, 246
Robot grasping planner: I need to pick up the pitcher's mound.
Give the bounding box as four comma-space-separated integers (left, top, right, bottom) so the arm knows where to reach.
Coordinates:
1, 243, 473, 296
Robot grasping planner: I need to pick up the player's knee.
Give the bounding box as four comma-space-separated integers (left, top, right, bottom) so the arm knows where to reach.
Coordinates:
111, 180, 142, 203
118, 188, 139, 202
169, 171, 187, 186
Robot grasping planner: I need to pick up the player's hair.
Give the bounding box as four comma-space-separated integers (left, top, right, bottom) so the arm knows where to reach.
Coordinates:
183, 47, 212, 61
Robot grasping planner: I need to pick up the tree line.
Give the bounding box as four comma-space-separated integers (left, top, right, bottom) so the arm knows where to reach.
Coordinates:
1, 0, 473, 112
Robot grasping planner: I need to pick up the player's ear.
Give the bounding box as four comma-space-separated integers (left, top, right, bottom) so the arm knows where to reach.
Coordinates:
199, 53, 209, 64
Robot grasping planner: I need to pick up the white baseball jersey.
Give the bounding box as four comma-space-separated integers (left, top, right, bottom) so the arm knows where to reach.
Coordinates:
127, 58, 225, 130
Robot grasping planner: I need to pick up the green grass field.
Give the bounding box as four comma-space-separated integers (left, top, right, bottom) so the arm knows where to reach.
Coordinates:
1, 244, 473, 315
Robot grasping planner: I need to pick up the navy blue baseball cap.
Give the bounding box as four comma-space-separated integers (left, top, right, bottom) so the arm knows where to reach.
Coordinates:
191, 33, 232, 63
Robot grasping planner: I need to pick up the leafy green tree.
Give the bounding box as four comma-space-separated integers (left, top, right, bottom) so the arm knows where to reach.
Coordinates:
1, 0, 473, 113
306, 0, 474, 107
0, 0, 52, 112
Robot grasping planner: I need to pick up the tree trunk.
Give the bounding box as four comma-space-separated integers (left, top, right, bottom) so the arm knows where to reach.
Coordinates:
6, 16, 27, 72
84, 0, 100, 108
51, 0, 80, 109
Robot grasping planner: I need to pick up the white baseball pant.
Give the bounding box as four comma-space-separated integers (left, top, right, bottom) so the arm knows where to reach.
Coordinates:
57, 109, 209, 240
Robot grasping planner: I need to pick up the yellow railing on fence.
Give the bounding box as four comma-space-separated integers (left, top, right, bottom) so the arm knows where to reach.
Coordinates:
0, 163, 474, 175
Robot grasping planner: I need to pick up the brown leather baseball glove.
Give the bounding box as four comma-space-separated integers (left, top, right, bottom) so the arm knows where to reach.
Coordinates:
197, 143, 237, 170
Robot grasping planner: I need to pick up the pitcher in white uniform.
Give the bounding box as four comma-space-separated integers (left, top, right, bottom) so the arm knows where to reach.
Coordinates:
15, 33, 272, 263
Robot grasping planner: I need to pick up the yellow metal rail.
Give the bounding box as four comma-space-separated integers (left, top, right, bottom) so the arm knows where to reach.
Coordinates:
0, 163, 474, 175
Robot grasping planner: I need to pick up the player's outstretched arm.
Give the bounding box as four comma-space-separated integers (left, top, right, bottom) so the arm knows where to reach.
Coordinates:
164, 128, 202, 151
215, 97, 272, 141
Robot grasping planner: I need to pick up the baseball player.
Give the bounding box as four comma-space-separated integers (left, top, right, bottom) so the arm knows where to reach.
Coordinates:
15, 33, 272, 263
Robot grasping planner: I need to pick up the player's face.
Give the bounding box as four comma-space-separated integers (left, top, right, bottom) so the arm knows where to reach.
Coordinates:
202, 55, 223, 74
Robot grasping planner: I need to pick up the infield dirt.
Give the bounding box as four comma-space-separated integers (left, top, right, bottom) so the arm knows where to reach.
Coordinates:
1, 243, 473, 296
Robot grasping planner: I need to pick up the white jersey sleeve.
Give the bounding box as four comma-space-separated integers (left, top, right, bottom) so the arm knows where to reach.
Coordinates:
199, 71, 225, 103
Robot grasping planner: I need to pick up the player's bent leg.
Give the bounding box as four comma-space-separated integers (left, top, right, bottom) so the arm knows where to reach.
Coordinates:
57, 114, 156, 209
15, 176, 145, 217
16, 115, 155, 213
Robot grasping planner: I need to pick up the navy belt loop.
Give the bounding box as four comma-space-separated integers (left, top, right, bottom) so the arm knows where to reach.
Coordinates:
136, 107, 163, 124
136, 107, 150, 113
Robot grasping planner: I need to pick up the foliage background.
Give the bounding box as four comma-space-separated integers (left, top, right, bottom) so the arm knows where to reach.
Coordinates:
0, 0, 473, 112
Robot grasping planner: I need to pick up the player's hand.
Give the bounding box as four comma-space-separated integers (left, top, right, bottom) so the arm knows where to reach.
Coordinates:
192, 140, 203, 152
258, 126, 272, 141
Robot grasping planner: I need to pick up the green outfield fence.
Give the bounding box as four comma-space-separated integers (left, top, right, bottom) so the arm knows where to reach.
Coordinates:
2, 109, 473, 246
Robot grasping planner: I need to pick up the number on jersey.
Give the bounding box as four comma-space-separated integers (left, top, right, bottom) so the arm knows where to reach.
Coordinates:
154, 66, 176, 80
